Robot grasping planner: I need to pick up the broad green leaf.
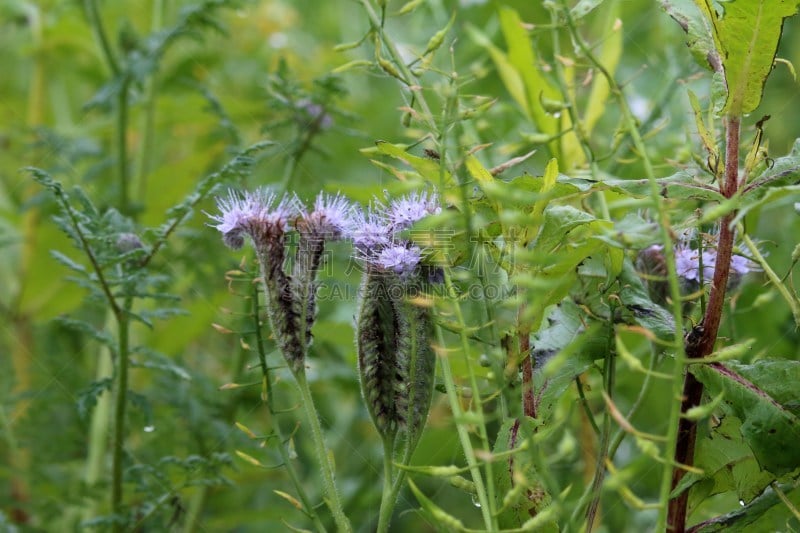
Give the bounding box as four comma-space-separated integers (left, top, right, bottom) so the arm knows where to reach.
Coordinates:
603, 172, 724, 202
533, 205, 597, 253
616, 260, 676, 341
690, 361, 800, 476
715, 0, 800, 115
674, 417, 775, 503
690, 482, 800, 532
661, 0, 722, 70
731, 184, 800, 227
491, 418, 556, 530
532, 301, 609, 422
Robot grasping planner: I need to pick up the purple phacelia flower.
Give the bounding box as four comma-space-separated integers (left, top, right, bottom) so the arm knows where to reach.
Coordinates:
208, 188, 297, 249
383, 190, 441, 231
296, 192, 353, 240
675, 246, 716, 283
374, 244, 422, 277
730, 254, 757, 276
673, 244, 758, 284
349, 208, 392, 252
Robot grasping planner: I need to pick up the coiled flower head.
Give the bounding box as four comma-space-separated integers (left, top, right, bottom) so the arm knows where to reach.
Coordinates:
374, 244, 422, 278
382, 190, 441, 232
209, 188, 297, 250
296, 192, 353, 241
349, 208, 392, 253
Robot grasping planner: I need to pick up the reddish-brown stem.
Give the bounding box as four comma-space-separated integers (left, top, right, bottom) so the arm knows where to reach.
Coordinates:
668, 116, 741, 532
521, 332, 535, 418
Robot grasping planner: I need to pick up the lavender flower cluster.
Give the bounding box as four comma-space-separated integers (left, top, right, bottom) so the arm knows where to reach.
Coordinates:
207, 186, 441, 390
641, 242, 757, 285
209, 188, 441, 278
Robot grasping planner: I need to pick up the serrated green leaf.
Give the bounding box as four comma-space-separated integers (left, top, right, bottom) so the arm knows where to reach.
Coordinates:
55, 316, 116, 350
76, 378, 113, 419
50, 250, 86, 274
690, 361, 800, 476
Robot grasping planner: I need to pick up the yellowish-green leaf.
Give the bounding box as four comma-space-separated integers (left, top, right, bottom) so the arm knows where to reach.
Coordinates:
498, 6, 559, 135
584, 1, 622, 135
688, 90, 718, 157
531, 158, 559, 223
407, 478, 466, 530
466, 24, 530, 117
273, 490, 303, 510
235, 450, 264, 467
372, 141, 452, 185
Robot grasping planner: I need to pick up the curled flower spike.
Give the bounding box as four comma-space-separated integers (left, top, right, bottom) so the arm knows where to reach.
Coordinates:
374, 244, 422, 278
383, 190, 441, 232
209, 188, 297, 250
292, 193, 354, 347
296, 192, 353, 241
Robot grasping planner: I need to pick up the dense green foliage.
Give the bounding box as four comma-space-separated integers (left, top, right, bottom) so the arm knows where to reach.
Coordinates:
2, 0, 800, 531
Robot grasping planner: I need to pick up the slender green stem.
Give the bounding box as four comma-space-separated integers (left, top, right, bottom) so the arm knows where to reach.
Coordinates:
358, 0, 436, 130
137, 0, 166, 202
117, 78, 131, 215
585, 342, 616, 531
377, 435, 397, 533
442, 269, 498, 526
111, 298, 131, 533
435, 323, 495, 529
772, 482, 800, 522
82, 328, 114, 524
249, 283, 325, 532
608, 344, 658, 459
82, 0, 119, 75
294, 370, 352, 532
575, 377, 601, 437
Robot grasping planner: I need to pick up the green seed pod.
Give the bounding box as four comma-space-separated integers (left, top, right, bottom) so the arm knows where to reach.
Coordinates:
393, 287, 435, 448
357, 268, 406, 437
256, 236, 305, 374
292, 232, 326, 346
